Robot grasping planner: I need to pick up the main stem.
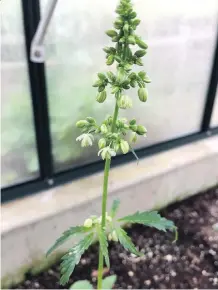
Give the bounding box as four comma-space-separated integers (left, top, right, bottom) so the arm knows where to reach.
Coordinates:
97, 102, 119, 289
97, 39, 127, 288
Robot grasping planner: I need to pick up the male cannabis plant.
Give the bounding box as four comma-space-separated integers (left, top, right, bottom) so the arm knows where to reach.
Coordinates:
47, 0, 177, 288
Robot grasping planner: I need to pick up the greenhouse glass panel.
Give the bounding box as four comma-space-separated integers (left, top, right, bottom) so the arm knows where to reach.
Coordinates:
42, 0, 218, 171
1, 0, 39, 187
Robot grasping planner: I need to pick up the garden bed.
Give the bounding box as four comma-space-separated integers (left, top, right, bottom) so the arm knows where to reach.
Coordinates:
13, 186, 218, 289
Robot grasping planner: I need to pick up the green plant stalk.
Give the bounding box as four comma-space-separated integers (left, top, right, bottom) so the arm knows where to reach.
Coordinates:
97, 101, 120, 289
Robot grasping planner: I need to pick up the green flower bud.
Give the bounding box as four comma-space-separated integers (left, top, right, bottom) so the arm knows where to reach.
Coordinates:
129, 72, 137, 80
111, 230, 118, 242
106, 55, 114, 65
106, 30, 118, 37
137, 125, 147, 135
119, 37, 125, 44
138, 71, 146, 80
136, 37, 148, 49
130, 80, 136, 88
138, 88, 148, 102
100, 124, 108, 134
120, 140, 129, 154
127, 35, 135, 45
113, 143, 120, 152
84, 218, 93, 228
124, 63, 132, 71
129, 119, 136, 125
135, 58, 143, 66
117, 95, 132, 109
130, 124, 137, 132
98, 73, 106, 80
96, 90, 107, 103
123, 22, 129, 35
103, 47, 116, 54
129, 11, 137, 19
76, 120, 89, 128
114, 55, 122, 63
114, 18, 123, 29
112, 35, 120, 42
117, 68, 126, 83
135, 50, 146, 57
98, 85, 105, 92
132, 19, 140, 27
144, 75, 151, 83
103, 46, 111, 53
86, 117, 95, 124
111, 86, 120, 94
130, 132, 137, 143
107, 71, 116, 82
98, 138, 107, 149
92, 80, 102, 87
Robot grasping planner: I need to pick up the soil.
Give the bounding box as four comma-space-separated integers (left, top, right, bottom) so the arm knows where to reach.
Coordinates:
13, 186, 218, 289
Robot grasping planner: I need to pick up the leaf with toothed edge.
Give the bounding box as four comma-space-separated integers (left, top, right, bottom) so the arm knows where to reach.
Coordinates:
60, 233, 94, 285
98, 228, 110, 268
116, 227, 142, 256
110, 199, 121, 218
46, 226, 89, 257
118, 211, 175, 232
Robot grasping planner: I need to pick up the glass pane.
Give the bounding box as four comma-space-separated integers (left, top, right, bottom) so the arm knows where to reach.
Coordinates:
1, 0, 39, 187
42, 0, 218, 171
211, 90, 218, 127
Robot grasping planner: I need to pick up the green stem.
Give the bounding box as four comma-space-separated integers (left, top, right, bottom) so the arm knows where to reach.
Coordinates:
97, 38, 126, 289
97, 158, 111, 289
97, 98, 120, 289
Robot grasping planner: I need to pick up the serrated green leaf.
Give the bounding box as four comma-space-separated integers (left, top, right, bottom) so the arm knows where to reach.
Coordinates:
118, 211, 175, 232
102, 275, 117, 289
116, 227, 142, 256
46, 226, 89, 256
98, 228, 110, 268
60, 233, 94, 285
110, 199, 120, 218
69, 280, 93, 289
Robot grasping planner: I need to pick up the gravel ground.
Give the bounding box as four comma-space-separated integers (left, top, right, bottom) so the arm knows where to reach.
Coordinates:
13, 186, 218, 289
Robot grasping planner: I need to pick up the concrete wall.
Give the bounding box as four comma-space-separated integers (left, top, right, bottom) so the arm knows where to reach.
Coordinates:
1, 135, 218, 288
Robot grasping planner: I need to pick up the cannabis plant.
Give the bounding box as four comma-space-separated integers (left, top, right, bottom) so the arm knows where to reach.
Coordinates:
47, 0, 177, 288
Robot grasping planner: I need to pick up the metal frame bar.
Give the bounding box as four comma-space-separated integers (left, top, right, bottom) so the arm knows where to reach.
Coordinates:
1, 2, 218, 203
201, 29, 218, 131
21, 0, 54, 182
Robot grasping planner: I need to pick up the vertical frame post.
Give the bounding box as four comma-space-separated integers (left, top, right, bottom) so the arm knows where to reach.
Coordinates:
21, 0, 54, 183
201, 30, 218, 131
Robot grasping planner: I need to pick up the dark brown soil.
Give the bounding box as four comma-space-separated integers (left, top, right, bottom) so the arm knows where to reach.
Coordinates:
13, 186, 218, 289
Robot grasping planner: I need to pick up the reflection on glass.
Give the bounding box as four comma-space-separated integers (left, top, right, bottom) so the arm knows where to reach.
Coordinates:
1, 0, 39, 187
42, 0, 218, 171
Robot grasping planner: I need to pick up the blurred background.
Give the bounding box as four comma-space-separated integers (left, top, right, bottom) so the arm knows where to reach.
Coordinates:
1, 0, 218, 197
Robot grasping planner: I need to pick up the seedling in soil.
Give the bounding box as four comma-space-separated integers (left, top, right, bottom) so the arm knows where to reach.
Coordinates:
47, 0, 177, 288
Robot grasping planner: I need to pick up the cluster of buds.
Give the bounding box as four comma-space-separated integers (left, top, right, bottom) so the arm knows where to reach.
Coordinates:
83, 214, 119, 242
76, 116, 146, 159
76, 0, 150, 161
83, 213, 112, 228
